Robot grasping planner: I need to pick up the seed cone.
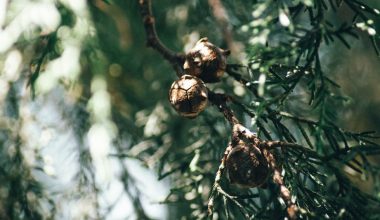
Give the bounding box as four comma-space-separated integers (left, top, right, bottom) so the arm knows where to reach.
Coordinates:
169, 74, 208, 118
183, 38, 230, 83
226, 140, 270, 188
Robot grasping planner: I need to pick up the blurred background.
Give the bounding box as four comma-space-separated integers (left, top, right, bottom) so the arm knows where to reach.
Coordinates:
0, 0, 379, 219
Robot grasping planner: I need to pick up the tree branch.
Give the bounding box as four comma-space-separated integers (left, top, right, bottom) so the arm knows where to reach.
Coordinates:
137, 0, 244, 126
138, 0, 185, 75
208, 91, 240, 126
138, 1, 300, 218
265, 149, 298, 220
207, 143, 251, 219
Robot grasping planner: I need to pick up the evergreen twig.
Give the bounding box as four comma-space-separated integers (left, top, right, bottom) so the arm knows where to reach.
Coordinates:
138, 0, 185, 76
137, 0, 380, 219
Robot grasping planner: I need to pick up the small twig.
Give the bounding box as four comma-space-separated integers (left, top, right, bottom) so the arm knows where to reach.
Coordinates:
208, 143, 232, 216
137, 0, 244, 126
264, 146, 299, 219
264, 140, 303, 150
207, 91, 300, 218
138, 0, 185, 76
208, 143, 251, 219
216, 186, 250, 219
208, 91, 240, 126
138, 1, 300, 218
207, 92, 260, 146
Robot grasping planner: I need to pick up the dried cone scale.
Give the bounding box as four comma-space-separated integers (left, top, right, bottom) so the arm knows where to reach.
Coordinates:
226, 140, 270, 188
183, 38, 230, 83
169, 74, 208, 118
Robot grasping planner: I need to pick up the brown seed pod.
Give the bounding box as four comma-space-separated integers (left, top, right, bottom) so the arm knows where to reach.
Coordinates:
183, 38, 230, 83
169, 74, 208, 118
226, 140, 270, 188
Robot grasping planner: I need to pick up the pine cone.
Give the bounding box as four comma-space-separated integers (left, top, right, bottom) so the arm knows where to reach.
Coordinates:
226, 140, 270, 188
169, 74, 208, 118
183, 38, 230, 83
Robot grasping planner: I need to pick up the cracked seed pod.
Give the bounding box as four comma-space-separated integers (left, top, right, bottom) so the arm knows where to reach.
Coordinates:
226, 140, 270, 188
169, 74, 208, 118
183, 38, 230, 83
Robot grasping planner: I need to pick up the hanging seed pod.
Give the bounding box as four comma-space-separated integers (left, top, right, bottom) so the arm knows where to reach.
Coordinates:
226, 140, 270, 188
183, 38, 230, 83
169, 74, 208, 118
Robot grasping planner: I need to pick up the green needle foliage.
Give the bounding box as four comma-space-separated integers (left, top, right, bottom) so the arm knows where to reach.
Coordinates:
129, 0, 380, 219
0, 0, 380, 219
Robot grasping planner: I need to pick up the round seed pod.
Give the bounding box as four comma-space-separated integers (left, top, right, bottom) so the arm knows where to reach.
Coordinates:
169, 74, 208, 118
183, 38, 230, 83
226, 141, 270, 188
